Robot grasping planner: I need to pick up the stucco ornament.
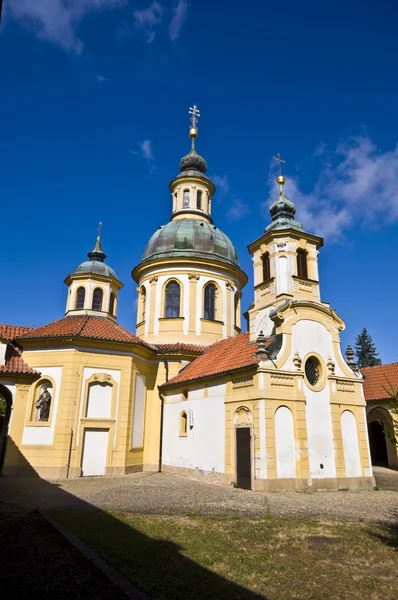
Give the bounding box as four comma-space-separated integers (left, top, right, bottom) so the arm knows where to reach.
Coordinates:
293, 351, 302, 371
327, 356, 335, 374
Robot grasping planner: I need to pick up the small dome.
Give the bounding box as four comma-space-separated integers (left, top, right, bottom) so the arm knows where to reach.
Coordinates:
75, 260, 117, 279
142, 219, 239, 266
266, 189, 303, 233
179, 149, 207, 174
74, 235, 118, 279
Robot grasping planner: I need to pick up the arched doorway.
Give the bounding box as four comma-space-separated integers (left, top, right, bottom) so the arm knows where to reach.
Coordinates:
368, 421, 388, 466
0, 384, 12, 475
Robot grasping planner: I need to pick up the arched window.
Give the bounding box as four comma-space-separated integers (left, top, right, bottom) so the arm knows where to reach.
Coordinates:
140, 286, 146, 321
109, 293, 116, 316
262, 253, 271, 281
204, 283, 217, 320
183, 189, 190, 208
92, 288, 103, 311
179, 411, 188, 436
196, 190, 202, 210
75, 287, 86, 310
165, 281, 180, 318
297, 249, 308, 279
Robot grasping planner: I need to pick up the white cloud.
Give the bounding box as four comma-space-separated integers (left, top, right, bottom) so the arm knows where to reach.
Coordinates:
96, 73, 109, 83
263, 135, 398, 241
133, 1, 162, 43
140, 139, 154, 160
168, 0, 187, 41
227, 199, 250, 221
129, 139, 155, 172
7, 0, 126, 54
212, 174, 230, 195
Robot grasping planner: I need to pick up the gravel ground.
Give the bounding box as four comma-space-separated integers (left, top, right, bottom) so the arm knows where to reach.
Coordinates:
1, 470, 398, 524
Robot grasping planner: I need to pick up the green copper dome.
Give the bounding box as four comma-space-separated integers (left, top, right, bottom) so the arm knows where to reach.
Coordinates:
265, 178, 303, 233
142, 218, 239, 266
75, 236, 118, 279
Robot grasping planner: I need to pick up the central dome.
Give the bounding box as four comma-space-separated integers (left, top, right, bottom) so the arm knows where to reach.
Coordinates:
142, 219, 239, 266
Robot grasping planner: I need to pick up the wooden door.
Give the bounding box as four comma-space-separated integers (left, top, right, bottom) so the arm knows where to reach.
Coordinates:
236, 427, 251, 490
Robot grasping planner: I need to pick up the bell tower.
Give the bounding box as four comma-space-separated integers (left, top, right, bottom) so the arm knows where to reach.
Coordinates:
247, 160, 323, 341
64, 226, 123, 321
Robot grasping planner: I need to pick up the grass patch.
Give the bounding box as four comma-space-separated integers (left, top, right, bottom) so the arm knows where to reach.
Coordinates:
52, 510, 398, 600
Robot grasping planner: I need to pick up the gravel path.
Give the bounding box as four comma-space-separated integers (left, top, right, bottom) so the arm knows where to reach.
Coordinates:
1, 470, 397, 524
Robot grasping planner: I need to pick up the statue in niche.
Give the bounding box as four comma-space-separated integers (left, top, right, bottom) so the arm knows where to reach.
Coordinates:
36, 385, 52, 421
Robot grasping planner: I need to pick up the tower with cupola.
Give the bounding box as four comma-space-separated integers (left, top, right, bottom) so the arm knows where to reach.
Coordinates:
247, 168, 324, 340
132, 107, 247, 345
64, 228, 123, 321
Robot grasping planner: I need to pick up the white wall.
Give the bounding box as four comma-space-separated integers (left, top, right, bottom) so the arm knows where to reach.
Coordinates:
22, 366, 62, 446
275, 406, 296, 478
86, 382, 112, 419
305, 386, 336, 479
162, 389, 225, 474
0, 342, 7, 366
283, 320, 344, 377
283, 320, 338, 479
341, 410, 362, 477
132, 374, 146, 448
77, 367, 121, 445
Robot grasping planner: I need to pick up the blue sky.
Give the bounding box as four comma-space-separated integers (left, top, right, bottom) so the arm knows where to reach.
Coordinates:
1, 0, 397, 362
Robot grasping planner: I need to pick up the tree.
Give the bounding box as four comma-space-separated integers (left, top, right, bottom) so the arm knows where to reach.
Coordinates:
355, 328, 382, 368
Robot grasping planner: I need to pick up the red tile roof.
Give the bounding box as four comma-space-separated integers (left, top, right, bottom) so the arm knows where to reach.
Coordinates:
16, 316, 152, 348
0, 324, 34, 341
0, 345, 39, 376
361, 362, 398, 402
155, 342, 208, 354
162, 332, 273, 387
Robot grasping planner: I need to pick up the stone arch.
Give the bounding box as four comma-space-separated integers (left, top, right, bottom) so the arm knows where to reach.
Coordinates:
0, 384, 13, 474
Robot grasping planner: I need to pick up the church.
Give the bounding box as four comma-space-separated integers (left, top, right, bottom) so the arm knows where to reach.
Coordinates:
0, 109, 376, 491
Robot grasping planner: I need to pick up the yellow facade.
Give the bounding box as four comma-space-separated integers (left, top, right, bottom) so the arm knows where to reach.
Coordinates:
0, 116, 375, 491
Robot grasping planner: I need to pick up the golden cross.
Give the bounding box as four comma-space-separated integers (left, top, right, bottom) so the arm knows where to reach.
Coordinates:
98, 221, 103, 237
189, 104, 200, 128
273, 153, 286, 176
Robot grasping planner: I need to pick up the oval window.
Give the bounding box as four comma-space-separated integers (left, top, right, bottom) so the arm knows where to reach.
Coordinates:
305, 356, 321, 387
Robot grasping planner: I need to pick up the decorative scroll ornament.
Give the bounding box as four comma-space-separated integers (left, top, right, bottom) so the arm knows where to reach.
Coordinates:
327, 356, 335, 374
293, 351, 302, 371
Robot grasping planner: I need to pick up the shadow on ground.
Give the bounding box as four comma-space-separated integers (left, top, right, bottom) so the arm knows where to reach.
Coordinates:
0, 438, 266, 600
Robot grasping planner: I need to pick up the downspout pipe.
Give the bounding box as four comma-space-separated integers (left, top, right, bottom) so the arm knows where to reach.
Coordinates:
158, 351, 169, 473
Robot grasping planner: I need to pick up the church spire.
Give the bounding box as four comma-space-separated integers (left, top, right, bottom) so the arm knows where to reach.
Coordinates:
87, 222, 107, 262
265, 156, 303, 233
179, 105, 207, 174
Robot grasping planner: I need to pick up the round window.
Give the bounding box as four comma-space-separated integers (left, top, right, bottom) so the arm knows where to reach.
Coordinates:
305, 356, 321, 387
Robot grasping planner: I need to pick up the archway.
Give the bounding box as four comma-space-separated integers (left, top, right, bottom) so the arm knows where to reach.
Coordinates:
368, 421, 388, 466
0, 384, 13, 475
367, 407, 397, 467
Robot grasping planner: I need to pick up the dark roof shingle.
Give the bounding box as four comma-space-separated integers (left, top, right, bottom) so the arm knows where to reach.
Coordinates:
0, 346, 39, 376
361, 362, 398, 401
162, 332, 273, 387
16, 316, 152, 348
0, 324, 34, 341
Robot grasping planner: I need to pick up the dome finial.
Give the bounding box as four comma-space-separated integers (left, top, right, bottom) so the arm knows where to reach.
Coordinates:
189, 104, 200, 150
87, 221, 106, 262
179, 105, 207, 174
273, 153, 286, 190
